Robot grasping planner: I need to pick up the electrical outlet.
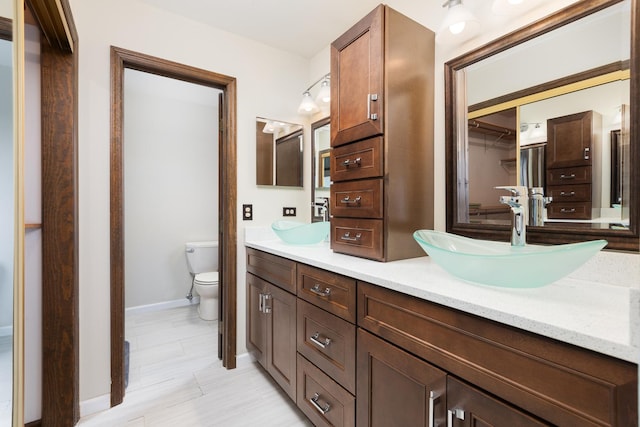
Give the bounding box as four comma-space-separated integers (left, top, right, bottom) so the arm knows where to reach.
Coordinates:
283, 207, 297, 217
242, 204, 253, 220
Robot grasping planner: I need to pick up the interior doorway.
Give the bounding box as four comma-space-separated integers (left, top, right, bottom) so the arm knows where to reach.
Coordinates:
110, 46, 237, 407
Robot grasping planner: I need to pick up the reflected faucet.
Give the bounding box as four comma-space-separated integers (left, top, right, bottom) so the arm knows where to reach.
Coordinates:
312, 198, 330, 222
496, 186, 528, 246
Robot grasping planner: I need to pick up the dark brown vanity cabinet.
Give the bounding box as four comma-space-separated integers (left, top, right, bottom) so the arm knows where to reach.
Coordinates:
546, 110, 602, 219
358, 281, 637, 427
246, 248, 637, 426
246, 249, 297, 401
329, 4, 434, 262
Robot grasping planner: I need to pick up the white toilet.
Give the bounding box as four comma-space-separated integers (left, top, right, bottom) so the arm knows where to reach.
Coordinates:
185, 241, 219, 321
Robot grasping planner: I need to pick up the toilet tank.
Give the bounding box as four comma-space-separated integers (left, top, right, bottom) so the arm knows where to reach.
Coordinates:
185, 241, 219, 274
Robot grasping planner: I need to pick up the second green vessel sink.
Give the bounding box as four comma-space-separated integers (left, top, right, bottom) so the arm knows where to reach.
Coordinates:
272, 220, 330, 245
413, 230, 607, 288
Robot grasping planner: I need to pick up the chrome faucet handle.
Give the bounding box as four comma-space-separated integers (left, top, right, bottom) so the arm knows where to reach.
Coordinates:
495, 185, 528, 197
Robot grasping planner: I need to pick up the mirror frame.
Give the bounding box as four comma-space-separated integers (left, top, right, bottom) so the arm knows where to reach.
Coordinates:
311, 116, 330, 222
445, 0, 639, 251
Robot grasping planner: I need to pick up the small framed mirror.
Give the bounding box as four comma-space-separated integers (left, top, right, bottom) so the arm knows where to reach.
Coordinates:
311, 117, 330, 221
255, 117, 303, 187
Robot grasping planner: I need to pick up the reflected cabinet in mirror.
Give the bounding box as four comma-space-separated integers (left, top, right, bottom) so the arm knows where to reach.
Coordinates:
445, 0, 639, 250
255, 117, 303, 187
311, 117, 330, 221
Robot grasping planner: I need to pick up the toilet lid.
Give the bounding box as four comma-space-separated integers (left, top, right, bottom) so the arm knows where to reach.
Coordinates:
195, 271, 219, 284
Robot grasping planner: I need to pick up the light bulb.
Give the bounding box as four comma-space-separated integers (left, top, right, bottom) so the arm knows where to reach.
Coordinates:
449, 21, 466, 34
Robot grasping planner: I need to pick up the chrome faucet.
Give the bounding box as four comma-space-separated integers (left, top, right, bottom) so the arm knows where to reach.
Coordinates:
496, 186, 528, 246
312, 198, 330, 222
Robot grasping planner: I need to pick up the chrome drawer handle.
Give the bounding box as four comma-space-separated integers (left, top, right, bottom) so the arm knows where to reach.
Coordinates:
447, 408, 465, 427
310, 332, 332, 349
310, 393, 330, 415
342, 157, 361, 167
310, 284, 331, 297
340, 232, 362, 242
429, 391, 440, 427
263, 294, 272, 314
560, 208, 577, 213
341, 196, 362, 205
559, 191, 575, 197
559, 173, 576, 179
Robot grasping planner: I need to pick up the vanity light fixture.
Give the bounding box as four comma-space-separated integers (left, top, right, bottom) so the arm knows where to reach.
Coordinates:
297, 73, 330, 115
436, 0, 480, 44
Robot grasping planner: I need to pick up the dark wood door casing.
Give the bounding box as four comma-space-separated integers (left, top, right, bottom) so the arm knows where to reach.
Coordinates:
110, 46, 238, 407
24, 0, 81, 425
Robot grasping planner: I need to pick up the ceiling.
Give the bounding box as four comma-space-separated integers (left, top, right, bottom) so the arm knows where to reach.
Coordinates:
138, 0, 447, 58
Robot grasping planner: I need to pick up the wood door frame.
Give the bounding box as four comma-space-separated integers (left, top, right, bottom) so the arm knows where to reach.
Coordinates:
110, 46, 237, 406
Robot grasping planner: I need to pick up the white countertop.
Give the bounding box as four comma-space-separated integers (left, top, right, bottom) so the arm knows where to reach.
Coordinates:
245, 237, 640, 364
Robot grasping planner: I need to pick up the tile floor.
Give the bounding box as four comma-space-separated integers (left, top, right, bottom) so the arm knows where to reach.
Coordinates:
77, 305, 312, 427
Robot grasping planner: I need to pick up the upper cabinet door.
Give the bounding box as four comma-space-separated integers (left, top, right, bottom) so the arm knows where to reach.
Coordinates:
330, 5, 384, 147
546, 110, 600, 169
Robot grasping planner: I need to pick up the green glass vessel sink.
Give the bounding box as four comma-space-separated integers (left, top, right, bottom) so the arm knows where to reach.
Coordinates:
413, 230, 607, 288
272, 220, 330, 245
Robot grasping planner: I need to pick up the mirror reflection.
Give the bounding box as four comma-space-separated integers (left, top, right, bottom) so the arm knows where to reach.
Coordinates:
311, 117, 330, 221
255, 117, 303, 187
447, 0, 638, 250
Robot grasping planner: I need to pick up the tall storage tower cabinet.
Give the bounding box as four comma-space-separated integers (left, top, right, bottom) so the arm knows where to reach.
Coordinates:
329, 4, 435, 262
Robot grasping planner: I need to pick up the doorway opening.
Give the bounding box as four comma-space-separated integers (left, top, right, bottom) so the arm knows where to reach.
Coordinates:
110, 46, 237, 407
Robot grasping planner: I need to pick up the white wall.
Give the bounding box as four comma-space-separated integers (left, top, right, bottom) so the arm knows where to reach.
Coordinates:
69, 0, 589, 408
124, 69, 220, 308
24, 23, 42, 424
70, 0, 311, 403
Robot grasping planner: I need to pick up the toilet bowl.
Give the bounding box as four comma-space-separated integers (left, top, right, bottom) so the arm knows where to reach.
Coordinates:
194, 271, 219, 320
185, 241, 220, 321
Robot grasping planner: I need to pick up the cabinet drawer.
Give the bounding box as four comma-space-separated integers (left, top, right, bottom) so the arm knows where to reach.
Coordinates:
547, 202, 592, 220
297, 299, 356, 394
331, 137, 383, 182
546, 165, 591, 186
357, 282, 637, 426
297, 263, 357, 323
331, 218, 383, 261
546, 184, 591, 202
246, 247, 296, 293
297, 354, 355, 427
331, 179, 383, 218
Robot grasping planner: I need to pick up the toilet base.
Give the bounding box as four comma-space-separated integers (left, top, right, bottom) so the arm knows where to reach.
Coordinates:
198, 297, 218, 321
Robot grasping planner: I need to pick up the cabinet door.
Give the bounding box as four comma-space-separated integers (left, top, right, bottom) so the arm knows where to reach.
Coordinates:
246, 273, 268, 367
447, 377, 549, 427
265, 283, 297, 401
357, 329, 446, 427
546, 110, 595, 168
331, 5, 384, 147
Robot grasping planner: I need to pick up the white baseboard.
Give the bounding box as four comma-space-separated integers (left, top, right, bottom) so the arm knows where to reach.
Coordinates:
125, 297, 200, 316
0, 325, 12, 337
80, 393, 111, 418
235, 351, 253, 367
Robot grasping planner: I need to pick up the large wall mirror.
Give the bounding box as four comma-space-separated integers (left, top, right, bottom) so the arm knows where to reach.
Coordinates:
311, 117, 330, 221
445, 0, 639, 251
255, 117, 303, 187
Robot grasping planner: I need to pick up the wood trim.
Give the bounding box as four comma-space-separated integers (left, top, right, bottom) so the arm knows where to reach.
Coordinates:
0, 16, 11, 40
31, 0, 80, 424
24, 0, 75, 51
445, 0, 640, 251
25, 420, 42, 427
110, 46, 238, 406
